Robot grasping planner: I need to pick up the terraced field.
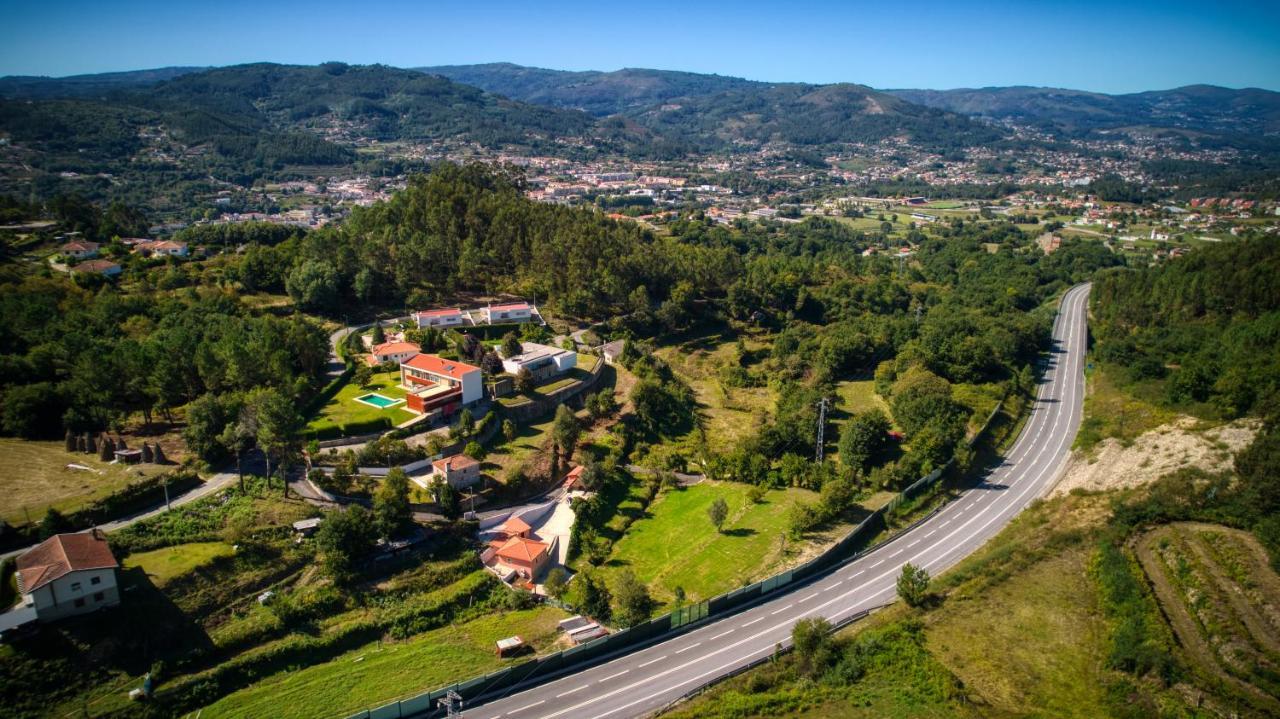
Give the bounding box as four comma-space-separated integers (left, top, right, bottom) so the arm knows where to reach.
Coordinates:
1134, 522, 1280, 716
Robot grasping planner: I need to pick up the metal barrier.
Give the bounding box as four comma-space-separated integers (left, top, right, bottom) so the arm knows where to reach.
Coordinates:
344, 394, 1014, 719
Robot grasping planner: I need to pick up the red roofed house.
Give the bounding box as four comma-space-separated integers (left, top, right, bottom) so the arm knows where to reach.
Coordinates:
399, 354, 482, 418
564, 465, 586, 489
481, 302, 533, 325
16, 531, 121, 622
133, 239, 189, 258
415, 308, 464, 328
60, 241, 100, 260
370, 340, 420, 365
432, 454, 481, 490
71, 259, 122, 277
493, 535, 550, 581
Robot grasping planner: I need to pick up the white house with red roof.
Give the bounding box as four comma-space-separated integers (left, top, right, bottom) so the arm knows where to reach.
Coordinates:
399, 353, 482, 416
432, 454, 481, 489
15, 531, 120, 622
369, 340, 420, 365
482, 302, 533, 325
414, 308, 464, 328
133, 239, 189, 258
60, 240, 99, 260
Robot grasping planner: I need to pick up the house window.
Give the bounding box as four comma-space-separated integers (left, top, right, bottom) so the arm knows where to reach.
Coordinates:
91, 576, 101, 586
93, 592, 104, 602
70, 582, 81, 592
74, 598, 85, 608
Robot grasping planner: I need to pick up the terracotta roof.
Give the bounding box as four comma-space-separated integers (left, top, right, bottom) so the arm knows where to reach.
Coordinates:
488, 302, 531, 312
402, 353, 480, 381
372, 341, 420, 357
61, 241, 99, 252
495, 536, 548, 563
73, 259, 120, 273
416, 308, 462, 318
433, 454, 480, 473
566, 465, 585, 479
500, 515, 531, 535
17, 532, 118, 594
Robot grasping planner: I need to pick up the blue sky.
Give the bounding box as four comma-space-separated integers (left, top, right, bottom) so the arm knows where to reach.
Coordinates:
2, 0, 1278, 93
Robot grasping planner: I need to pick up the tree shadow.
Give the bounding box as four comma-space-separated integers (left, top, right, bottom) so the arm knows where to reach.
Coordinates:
721, 527, 757, 538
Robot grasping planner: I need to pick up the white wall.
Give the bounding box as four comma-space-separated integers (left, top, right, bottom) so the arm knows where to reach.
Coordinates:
27, 568, 120, 622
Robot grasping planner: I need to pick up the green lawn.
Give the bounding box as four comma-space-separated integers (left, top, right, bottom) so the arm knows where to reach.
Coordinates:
834, 380, 893, 422
597, 482, 822, 607
198, 606, 567, 719
306, 370, 416, 436
0, 438, 153, 525
123, 542, 235, 586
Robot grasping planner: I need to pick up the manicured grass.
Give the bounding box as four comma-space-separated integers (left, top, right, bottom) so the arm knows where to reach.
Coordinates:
306, 370, 416, 436
654, 335, 776, 451
598, 482, 821, 606
123, 542, 235, 586
198, 606, 568, 719
0, 438, 150, 524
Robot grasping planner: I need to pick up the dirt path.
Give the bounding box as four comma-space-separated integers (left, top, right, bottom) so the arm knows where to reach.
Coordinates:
1051, 417, 1258, 497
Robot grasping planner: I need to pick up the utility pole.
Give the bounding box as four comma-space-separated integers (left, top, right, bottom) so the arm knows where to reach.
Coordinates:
439, 689, 463, 718
815, 397, 828, 462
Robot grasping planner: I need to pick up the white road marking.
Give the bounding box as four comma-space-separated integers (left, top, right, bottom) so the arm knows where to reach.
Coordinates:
710, 629, 734, 641
638, 655, 666, 668
769, 605, 792, 616
598, 670, 629, 682
511, 699, 544, 713
740, 616, 764, 627
556, 686, 587, 698
674, 643, 701, 654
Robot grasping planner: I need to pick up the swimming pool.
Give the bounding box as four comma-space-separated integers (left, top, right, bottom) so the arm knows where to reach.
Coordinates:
355, 393, 402, 409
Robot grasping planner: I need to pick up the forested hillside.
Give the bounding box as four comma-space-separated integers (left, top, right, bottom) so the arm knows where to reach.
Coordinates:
1091, 236, 1280, 418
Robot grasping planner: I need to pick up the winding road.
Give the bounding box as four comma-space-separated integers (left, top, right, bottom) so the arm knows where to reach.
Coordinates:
455, 283, 1091, 719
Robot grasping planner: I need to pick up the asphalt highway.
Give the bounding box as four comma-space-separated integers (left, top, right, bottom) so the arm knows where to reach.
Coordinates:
463, 283, 1091, 719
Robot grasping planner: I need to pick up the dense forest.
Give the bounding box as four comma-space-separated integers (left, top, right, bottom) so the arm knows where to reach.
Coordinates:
1091, 236, 1280, 418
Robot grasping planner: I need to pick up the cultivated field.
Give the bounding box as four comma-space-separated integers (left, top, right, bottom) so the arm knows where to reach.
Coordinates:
1135, 523, 1280, 715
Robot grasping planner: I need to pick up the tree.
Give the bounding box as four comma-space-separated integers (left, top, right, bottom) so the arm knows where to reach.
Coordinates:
373, 468, 412, 539
286, 259, 340, 313
838, 409, 891, 473
315, 507, 377, 584
220, 401, 258, 492
792, 617, 834, 676
613, 570, 655, 628
249, 388, 300, 495
501, 332, 522, 358
543, 567, 569, 600
455, 408, 475, 438
502, 419, 518, 443
708, 497, 729, 533
183, 393, 240, 463
896, 562, 931, 607
579, 571, 612, 622
39, 508, 72, 539
746, 483, 766, 504
464, 441, 486, 460
370, 323, 386, 345
436, 481, 461, 519
553, 405, 580, 459
515, 367, 535, 394
353, 363, 374, 389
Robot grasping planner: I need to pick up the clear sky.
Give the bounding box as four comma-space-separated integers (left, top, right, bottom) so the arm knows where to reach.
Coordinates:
2, 0, 1278, 93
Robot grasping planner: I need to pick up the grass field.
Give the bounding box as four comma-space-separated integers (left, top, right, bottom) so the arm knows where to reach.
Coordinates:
123, 542, 236, 586
306, 369, 416, 436
1076, 361, 1179, 450
0, 438, 151, 524
653, 334, 776, 451
597, 482, 824, 607
833, 380, 892, 421
199, 606, 568, 719
952, 382, 1005, 436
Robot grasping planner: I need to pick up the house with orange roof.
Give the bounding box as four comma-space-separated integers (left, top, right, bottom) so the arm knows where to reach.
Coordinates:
432, 453, 481, 489
493, 535, 550, 581
369, 340, 420, 365
60, 240, 99, 260
71, 259, 121, 277
481, 302, 534, 325
398, 353, 482, 416
15, 531, 120, 622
